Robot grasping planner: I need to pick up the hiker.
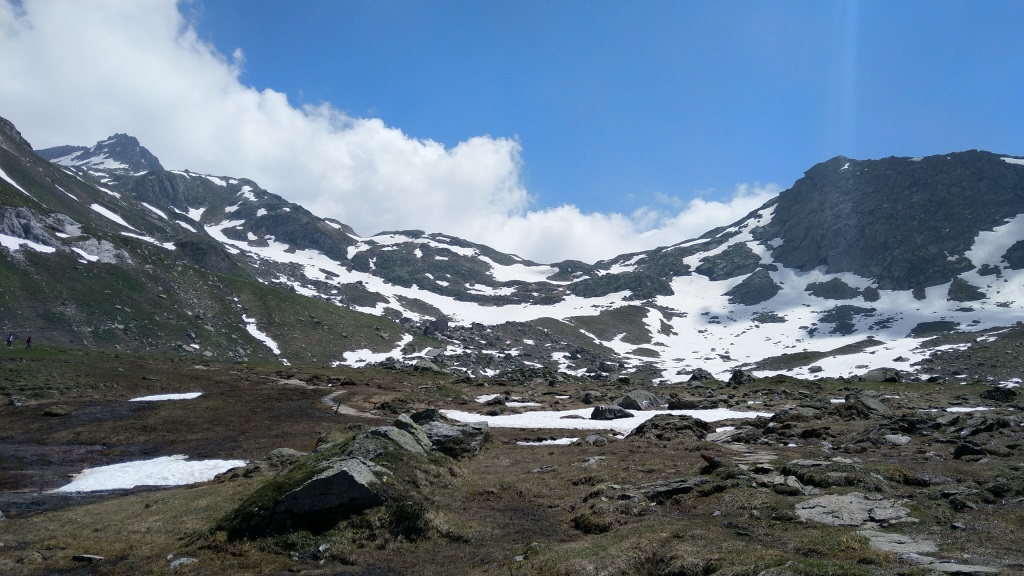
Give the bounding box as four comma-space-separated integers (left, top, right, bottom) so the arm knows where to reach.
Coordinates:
25, 336, 31, 349
5, 333, 12, 348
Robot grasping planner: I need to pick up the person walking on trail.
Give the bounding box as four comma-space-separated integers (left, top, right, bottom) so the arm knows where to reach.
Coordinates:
5, 333, 12, 348
25, 335, 31, 349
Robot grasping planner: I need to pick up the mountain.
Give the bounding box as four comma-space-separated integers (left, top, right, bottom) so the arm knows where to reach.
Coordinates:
36, 132, 164, 173
5, 115, 1024, 385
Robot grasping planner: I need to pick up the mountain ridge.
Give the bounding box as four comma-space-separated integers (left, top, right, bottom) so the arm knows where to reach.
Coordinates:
3, 117, 1023, 386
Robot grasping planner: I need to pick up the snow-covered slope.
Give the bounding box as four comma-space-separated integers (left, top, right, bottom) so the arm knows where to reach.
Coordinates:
11, 122, 1024, 383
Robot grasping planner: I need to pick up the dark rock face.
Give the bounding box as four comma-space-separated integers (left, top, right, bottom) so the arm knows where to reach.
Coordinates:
947, 278, 986, 302
174, 239, 239, 274
909, 321, 960, 337
751, 152, 1024, 290
695, 243, 762, 281
1003, 240, 1024, 270
806, 278, 861, 300
725, 269, 781, 306
818, 305, 876, 335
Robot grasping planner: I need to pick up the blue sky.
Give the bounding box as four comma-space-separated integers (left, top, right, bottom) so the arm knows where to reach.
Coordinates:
2, 0, 1023, 262
191, 0, 1024, 212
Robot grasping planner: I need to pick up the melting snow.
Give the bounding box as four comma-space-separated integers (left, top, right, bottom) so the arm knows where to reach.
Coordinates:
130, 392, 203, 402
0, 166, 34, 198
89, 204, 138, 231
140, 203, 168, 220
96, 185, 121, 198
337, 334, 414, 368
442, 407, 772, 435
517, 438, 579, 446
121, 232, 176, 250
1002, 157, 1024, 166
0, 233, 56, 254
70, 247, 99, 262
242, 315, 287, 364
53, 455, 245, 492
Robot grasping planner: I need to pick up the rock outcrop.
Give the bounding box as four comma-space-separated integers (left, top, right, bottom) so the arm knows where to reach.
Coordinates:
224, 410, 486, 537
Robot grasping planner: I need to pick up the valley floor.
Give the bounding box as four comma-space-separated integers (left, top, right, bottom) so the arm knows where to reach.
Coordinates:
1, 347, 1022, 575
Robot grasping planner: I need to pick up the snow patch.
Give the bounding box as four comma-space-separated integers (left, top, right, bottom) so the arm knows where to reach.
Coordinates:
130, 392, 203, 402
89, 204, 138, 231
53, 455, 245, 492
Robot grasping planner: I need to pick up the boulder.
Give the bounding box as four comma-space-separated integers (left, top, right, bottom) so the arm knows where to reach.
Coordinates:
728, 369, 756, 385
394, 414, 434, 449
844, 393, 891, 417
227, 411, 474, 538
419, 420, 489, 458
613, 389, 664, 411
980, 387, 1017, 402
368, 426, 429, 455
262, 448, 308, 465
270, 457, 388, 533
585, 434, 609, 447
860, 368, 902, 382
590, 405, 634, 420
883, 434, 912, 446
410, 408, 442, 424
626, 414, 709, 441
688, 368, 716, 382
411, 360, 444, 373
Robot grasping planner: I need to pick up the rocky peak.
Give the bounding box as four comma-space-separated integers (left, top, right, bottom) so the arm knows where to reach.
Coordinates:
0, 116, 34, 154
37, 132, 164, 173
752, 151, 1024, 290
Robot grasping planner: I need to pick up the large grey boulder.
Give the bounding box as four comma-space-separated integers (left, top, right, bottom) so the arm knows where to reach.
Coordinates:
688, 368, 716, 382
626, 414, 709, 441
270, 457, 388, 533
843, 392, 891, 417
980, 387, 1017, 402
590, 405, 634, 420
418, 420, 489, 458
613, 389, 664, 411
368, 426, 429, 455
860, 368, 902, 382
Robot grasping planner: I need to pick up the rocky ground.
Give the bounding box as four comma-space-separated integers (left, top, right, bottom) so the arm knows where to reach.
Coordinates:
0, 344, 1022, 575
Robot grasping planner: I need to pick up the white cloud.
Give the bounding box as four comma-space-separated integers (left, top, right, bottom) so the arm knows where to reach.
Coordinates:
459, 183, 781, 263
0, 0, 779, 264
